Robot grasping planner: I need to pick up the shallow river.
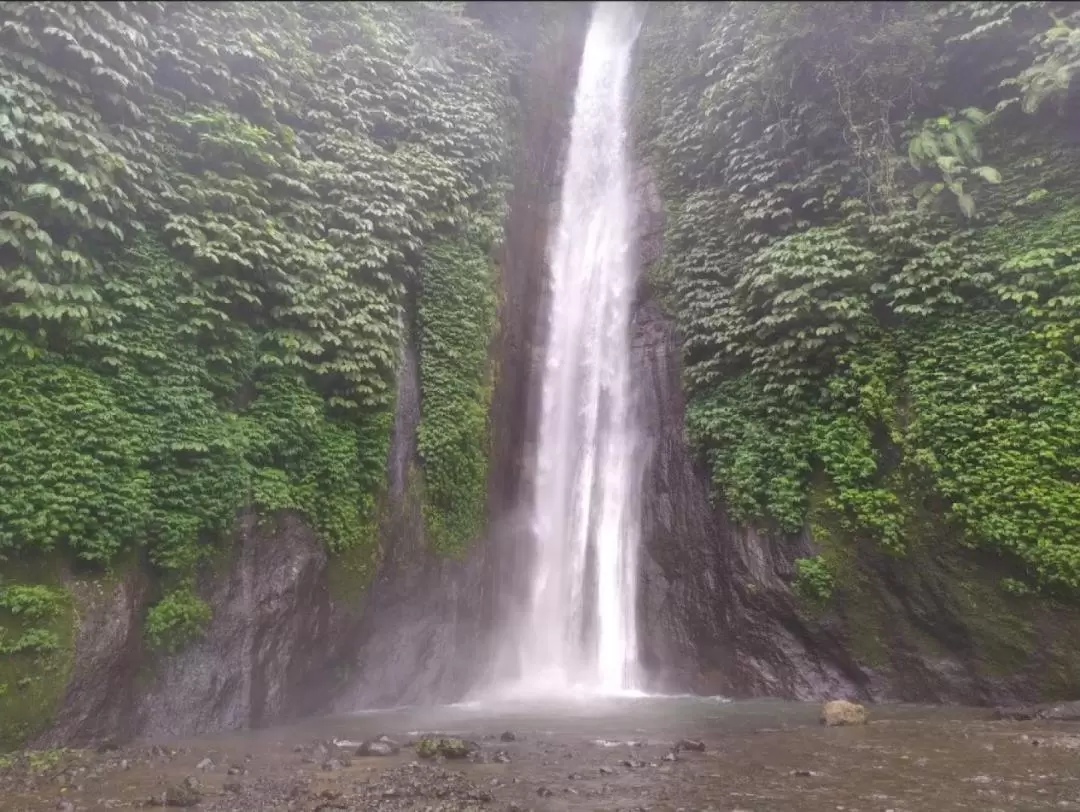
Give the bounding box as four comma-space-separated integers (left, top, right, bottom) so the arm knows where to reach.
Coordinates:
4, 696, 1080, 811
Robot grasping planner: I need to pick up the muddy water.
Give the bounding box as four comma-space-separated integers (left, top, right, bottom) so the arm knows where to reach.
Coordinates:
4, 697, 1080, 811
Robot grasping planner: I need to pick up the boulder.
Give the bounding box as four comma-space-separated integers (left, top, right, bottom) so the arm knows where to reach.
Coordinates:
821, 700, 869, 726
356, 735, 401, 757
415, 736, 475, 760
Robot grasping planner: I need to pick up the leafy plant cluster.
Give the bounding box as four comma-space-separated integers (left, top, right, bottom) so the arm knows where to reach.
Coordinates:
794, 556, 835, 604
417, 215, 501, 556
0, 583, 66, 656
638, 1, 1080, 594
0, 1, 517, 654
0, 577, 72, 749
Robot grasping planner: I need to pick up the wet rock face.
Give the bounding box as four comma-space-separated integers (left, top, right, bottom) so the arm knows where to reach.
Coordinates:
35, 568, 150, 746
630, 297, 864, 700
136, 512, 344, 738
36, 511, 356, 747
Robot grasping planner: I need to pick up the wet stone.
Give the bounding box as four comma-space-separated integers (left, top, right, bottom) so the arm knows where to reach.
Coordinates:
415, 736, 476, 760
355, 738, 399, 757
152, 777, 202, 808
675, 738, 706, 752
821, 700, 869, 727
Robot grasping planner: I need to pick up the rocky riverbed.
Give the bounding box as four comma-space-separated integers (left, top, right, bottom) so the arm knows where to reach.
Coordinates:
4, 698, 1080, 811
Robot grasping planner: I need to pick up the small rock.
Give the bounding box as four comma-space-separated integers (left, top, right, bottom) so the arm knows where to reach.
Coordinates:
152, 778, 202, 808
791, 769, 820, 777
500, 731, 516, 742
415, 736, 475, 760
675, 739, 706, 752
321, 759, 343, 772
223, 781, 243, 794
355, 739, 399, 757
56, 802, 75, 812
227, 765, 244, 776
537, 786, 554, 797
492, 750, 511, 764
195, 758, 214, 772
568, 772, 584, 780
821, 700, 869, 727
994, 701, 1080, 722
599, 766, 615, 775
662, 751, 678, 762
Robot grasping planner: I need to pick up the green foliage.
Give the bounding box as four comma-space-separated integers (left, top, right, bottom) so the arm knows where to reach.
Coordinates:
0, 572, 73, 751
985, 204, 1080, 354
734, 224, 877, 393
904, 316, 1080, 590
0, 360, 150, 563
0, 583, 66, 655
144, 587, 211, 653
794, 556, 835, 604
907, 107, 1001, 217
686, 377, 812, 533
640, 1, 1080, 592
417, 226, 499, 556
244, 374, 391, 560
0, 2, 514, 407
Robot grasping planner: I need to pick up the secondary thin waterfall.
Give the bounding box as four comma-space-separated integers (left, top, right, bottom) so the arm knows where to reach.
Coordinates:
498, 1, 645, 697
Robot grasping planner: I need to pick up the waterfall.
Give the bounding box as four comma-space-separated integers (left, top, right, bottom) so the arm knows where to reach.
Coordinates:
490, 1, 645, 698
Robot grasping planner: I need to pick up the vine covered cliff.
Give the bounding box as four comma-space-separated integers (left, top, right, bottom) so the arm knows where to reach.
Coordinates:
0, 0, 528, 747
631, 1, 1080, 700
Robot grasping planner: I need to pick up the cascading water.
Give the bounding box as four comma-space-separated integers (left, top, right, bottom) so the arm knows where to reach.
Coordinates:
490, 1, 645, 698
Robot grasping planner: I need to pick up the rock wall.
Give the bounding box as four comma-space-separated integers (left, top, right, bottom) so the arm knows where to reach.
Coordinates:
35, 511, 359, 746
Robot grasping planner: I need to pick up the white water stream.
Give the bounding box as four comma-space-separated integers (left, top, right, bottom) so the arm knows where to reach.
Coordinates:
488, 1, 645, 699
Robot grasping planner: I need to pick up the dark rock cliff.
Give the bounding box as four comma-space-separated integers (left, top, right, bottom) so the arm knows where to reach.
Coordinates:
35, 511, 360, 746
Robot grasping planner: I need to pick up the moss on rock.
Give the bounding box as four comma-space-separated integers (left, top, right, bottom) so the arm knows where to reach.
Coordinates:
0, 559, 77, 751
